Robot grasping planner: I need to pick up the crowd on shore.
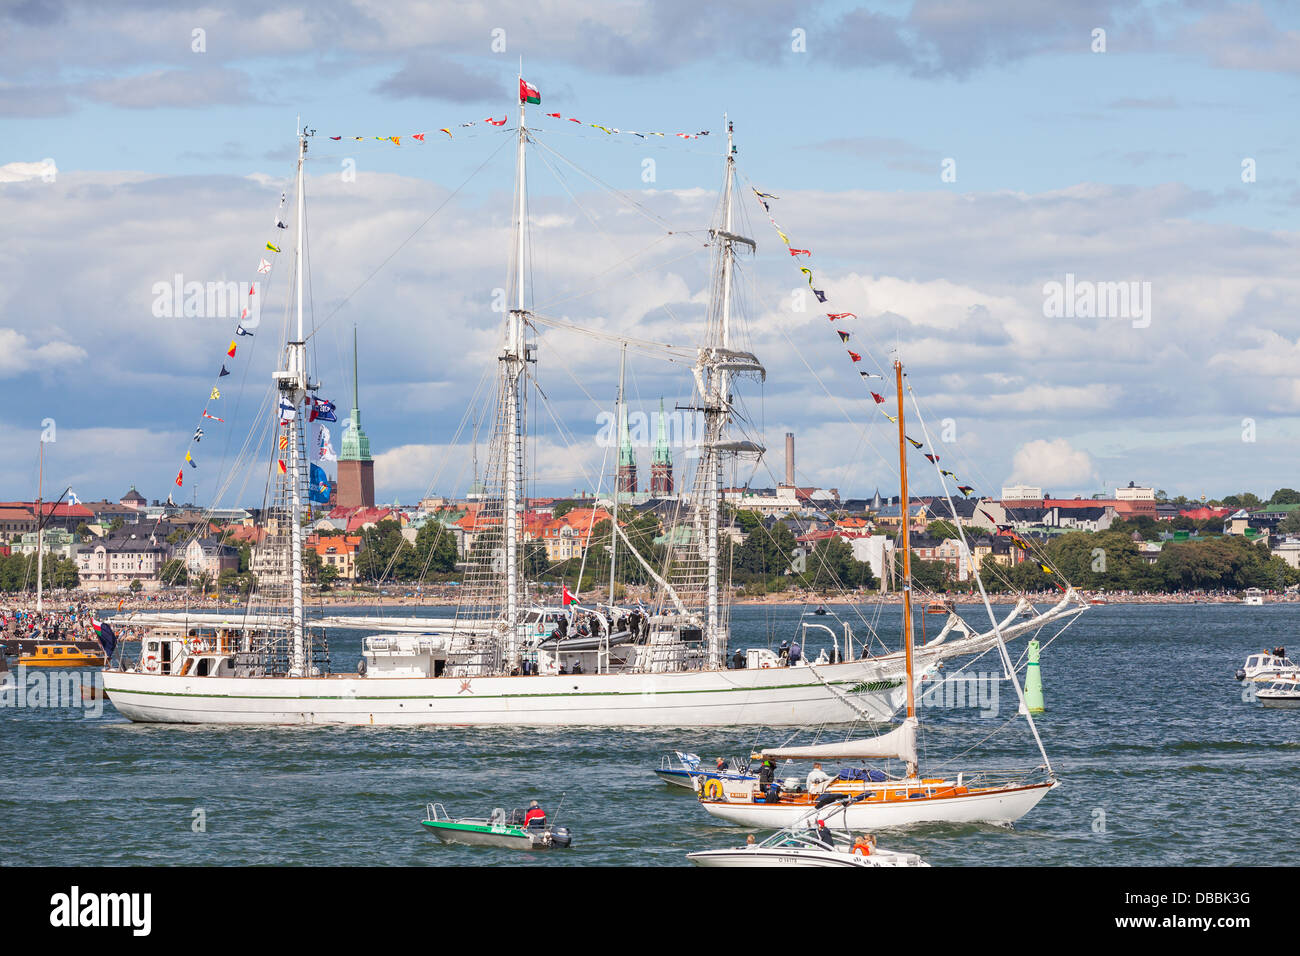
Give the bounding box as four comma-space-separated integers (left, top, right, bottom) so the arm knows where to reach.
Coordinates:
1, 602, 101, 642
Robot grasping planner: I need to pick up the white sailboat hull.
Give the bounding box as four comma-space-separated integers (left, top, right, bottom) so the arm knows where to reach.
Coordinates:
700, 781, 1055, 828
100, 658, 911, 726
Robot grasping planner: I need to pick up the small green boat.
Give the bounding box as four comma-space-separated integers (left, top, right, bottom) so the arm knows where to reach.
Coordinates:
421, 803, 573, 850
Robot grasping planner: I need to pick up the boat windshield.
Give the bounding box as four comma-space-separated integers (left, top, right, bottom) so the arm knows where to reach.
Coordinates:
760, 825, 852, 852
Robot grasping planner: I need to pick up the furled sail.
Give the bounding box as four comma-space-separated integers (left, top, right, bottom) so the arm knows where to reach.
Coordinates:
761, 717, 918, 765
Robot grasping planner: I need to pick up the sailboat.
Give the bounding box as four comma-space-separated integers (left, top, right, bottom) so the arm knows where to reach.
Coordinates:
102, 79, 1087, 726
696, 361, 1060, 826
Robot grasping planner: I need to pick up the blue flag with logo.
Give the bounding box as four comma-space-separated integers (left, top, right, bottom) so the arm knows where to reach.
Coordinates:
308, 463, 331, 503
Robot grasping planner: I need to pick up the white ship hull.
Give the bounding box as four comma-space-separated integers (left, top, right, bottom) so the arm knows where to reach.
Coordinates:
700, 781, 1055, 828
100, 657, 911, 726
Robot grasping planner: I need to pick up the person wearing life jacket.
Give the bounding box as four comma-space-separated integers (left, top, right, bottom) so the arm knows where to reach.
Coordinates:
523, 800, 547, 829
852, 833, 874, 856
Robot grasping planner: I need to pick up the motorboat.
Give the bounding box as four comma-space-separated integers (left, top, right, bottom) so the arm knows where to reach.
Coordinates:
18, 643, 106, 668
655, 751, 756, 791
420, 803, 572, 850
1242, 588, 1266, 606
1236, 651, 1295, 682
1256, 677, 1300, 709
687, 798, 928, 867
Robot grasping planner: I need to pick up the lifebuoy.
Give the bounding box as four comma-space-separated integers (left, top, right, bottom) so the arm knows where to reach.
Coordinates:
760, 661, 771, 669
145, 654, 157, 669
701, 778, 725, 801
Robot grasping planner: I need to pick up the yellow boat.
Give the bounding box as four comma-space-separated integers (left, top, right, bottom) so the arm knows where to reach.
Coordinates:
18, 643, 106, 667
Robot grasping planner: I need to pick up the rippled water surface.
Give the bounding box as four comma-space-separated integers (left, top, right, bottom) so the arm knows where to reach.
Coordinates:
2, 602, 1296, 866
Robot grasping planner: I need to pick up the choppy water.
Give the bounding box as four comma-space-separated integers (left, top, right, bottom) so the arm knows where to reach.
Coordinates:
2, 603, 1296, 866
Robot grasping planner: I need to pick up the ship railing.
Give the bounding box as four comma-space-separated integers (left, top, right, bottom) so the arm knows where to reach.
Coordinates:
425, 803, 450, 823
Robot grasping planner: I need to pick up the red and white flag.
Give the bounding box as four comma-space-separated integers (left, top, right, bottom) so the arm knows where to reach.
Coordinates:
562, 585, 577, 606
519, 79, 540, 104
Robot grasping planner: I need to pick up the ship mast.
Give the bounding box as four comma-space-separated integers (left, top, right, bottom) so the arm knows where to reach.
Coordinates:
697, 117, 758, 669
35, 438, 44, 612
503, 71, 529, 666
610, 343, 626, 604
277, 127, 310, 676
894, 358, 917, 775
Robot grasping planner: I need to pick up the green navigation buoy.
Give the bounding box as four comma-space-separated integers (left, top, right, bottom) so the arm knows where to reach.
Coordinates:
1024, 638, 1045, 713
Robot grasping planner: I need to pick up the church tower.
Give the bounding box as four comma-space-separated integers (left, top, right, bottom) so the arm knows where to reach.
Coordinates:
650, 398, 673, 496
616, 403, 637, 494
336, 327, 375, 509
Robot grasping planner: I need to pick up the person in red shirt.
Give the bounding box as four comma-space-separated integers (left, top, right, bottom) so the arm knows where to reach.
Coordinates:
523, 800, 546, 828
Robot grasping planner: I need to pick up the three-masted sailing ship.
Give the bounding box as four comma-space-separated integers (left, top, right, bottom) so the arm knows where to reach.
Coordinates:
102, 78, 1088, 726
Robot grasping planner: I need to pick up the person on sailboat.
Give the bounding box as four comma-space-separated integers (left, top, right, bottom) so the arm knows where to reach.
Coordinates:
806, 762, 831, 794
788, 642, 801, 665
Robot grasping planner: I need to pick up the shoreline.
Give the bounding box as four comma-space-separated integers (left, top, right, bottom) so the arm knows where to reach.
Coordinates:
9, 589, 1294, 615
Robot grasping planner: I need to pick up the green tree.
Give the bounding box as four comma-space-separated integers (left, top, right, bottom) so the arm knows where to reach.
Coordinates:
160, 558, 188, 587
1269, 488, 1300, 505
925, 519, 962, 540
1277, 512, 1300, 535
128, 578, 143, 594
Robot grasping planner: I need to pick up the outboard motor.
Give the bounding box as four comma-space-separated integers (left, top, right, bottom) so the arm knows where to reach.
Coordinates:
550, 826, 573, 848
1235, 668, 1246, 681
357, 657, 368, 676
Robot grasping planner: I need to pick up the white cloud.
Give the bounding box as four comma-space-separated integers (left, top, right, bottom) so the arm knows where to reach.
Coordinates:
1008, 438, 1097, 492
0, 329, 86, 377
0, 159, 57, 183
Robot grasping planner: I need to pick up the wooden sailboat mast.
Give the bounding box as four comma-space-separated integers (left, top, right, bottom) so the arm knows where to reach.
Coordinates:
894, 359, 916, 728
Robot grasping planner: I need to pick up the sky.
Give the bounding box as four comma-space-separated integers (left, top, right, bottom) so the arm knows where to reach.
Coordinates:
2, 0, 1299, 510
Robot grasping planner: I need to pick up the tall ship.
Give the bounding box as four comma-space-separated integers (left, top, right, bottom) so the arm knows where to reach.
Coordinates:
101, 78, 1087, 726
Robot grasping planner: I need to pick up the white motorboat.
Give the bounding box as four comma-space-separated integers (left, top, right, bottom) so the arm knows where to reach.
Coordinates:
1236, 651, 1295, 682
1242, 588, 1266, 606
655, 751, 756, 790
687, 799, 928, 867
1256, 677, 1300, 709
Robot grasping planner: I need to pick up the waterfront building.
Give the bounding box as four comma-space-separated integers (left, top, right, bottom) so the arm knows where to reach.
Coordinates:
183, 537, 240, 579
75, 535, 170, 589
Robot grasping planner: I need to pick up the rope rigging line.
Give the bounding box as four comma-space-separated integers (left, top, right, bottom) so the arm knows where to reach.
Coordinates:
302, 133, 514, 345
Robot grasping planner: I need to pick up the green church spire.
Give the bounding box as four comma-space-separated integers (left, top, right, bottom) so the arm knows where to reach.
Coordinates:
653, 398, 672, 465
339, 326, 372, 462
